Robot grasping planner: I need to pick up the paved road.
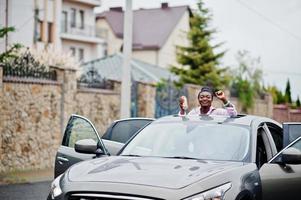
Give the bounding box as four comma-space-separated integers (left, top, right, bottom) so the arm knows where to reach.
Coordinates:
0, 181, 51, 200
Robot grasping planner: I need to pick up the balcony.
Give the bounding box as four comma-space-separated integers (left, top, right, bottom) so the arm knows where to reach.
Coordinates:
63, 0, 101, 7
61, 21, 104, 44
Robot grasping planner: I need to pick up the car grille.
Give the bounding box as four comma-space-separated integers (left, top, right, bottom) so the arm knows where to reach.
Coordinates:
68, 193, 163, 200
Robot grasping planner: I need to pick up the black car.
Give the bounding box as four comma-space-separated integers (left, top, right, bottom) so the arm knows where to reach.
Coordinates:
49, 114, 301, 200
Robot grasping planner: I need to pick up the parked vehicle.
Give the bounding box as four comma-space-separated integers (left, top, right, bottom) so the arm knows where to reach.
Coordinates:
49, 114, 301, 200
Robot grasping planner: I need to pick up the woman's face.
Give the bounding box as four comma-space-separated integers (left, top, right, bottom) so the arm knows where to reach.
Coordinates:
198, 91, 213, 107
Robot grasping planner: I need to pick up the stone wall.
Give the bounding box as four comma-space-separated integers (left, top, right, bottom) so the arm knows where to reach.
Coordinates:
75, 89, 120, 135
273, 104, 301, 123
289, 109, 301, 122
230, 95, 273, 118
0, 67, 121, 173
0, 78, 62, 172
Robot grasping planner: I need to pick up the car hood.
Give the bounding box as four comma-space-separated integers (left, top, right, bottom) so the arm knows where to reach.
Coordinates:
68, 156, 243, 189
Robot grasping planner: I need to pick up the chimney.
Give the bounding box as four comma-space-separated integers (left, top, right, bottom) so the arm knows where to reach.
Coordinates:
110, 7, 123, 12
161, 3, 169, 9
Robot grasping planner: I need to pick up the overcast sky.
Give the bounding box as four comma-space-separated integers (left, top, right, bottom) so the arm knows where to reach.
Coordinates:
97, 0, 301, 100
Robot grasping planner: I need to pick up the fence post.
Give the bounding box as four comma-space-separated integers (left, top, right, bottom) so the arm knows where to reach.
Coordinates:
137, 82, 156, 118
62, 68, 77, 129
266, 94, 273, 118
51, 66, 77, 134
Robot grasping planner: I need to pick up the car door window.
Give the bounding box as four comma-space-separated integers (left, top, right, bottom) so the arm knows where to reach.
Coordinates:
294, 138, 301, 150
283, 123, 301, 147
62, 117, 99, 148
289, 137, 301, 151
108, 120, 151, 143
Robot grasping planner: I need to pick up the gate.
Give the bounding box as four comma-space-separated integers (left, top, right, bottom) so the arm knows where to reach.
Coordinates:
155, 79, 187, 118
131, 81, 138, 117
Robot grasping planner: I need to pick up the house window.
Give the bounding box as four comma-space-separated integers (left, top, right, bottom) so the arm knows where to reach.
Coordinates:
62, 11, 68, 33
79, 10, 84, 29
36, 20, 43, 41
103, 43, 108, 57
71, 8, 76, 28
79, 48, 84, 61
70, 47, 76, 57
48, 22, 53, 43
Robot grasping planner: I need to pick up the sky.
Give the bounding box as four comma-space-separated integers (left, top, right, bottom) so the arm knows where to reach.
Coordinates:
96, 0, 301, 100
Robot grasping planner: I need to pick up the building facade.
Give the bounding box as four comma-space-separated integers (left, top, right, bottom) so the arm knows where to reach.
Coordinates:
0, 0, 104, 63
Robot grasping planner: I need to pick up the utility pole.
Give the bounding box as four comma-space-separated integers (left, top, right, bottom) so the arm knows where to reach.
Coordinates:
33, 0, 39, 47
5, 0, 9, 51
120, 0, 133, 118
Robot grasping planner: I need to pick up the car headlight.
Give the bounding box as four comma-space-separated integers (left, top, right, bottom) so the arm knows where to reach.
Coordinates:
184, 182, 232, 200
50, 174, 63, 199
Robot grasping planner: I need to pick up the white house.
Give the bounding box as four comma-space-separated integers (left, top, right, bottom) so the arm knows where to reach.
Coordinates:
0, 0, 104, 63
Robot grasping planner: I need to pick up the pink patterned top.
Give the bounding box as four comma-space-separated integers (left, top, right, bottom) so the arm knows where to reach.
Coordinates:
179, 103, 237, 117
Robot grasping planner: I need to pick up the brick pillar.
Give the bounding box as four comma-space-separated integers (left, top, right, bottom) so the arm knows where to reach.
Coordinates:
137, 83, 156, 118
52, 66, 77, 133
266, 94, 273, 118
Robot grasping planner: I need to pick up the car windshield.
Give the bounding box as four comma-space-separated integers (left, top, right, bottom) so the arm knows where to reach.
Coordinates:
121, 121, 250, 161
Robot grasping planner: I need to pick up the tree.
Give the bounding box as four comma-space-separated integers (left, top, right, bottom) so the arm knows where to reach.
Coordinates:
0, 26, 22, 64
171, 1, 230, 89
231, 50, 265, 112
284, 79, 292, 104
267, 85, 285, 104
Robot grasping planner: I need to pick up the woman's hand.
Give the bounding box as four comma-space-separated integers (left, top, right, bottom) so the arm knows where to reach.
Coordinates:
215, 90, 228, 104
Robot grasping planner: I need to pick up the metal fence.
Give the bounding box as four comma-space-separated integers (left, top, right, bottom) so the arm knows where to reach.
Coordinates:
2, 50, 57, 80
155, 79, 187, 118
78, 67, 114, 90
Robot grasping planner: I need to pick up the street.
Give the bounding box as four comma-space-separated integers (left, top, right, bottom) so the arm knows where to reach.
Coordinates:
0, 181, 51, 200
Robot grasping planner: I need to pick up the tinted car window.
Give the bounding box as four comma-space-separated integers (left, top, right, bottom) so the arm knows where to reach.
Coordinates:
287, 125, 301, 144
63, 117, 98, 148
121, 121, 250, 161
291, 137, 301, 151
107, 120, 151, 143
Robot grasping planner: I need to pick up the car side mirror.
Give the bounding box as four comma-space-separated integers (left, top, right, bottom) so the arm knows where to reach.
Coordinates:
282, 147, 301, 165
75, 139, 98, 154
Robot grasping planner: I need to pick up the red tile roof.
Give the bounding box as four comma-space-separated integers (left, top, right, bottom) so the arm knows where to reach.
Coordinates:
96, 5, 190, 50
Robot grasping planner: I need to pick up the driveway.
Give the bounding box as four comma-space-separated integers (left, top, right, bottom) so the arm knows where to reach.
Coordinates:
0, 181, 51, 200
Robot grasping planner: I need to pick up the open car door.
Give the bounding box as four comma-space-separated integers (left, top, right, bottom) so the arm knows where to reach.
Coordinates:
54, 115, 108, 178
260, 123, 301, 200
